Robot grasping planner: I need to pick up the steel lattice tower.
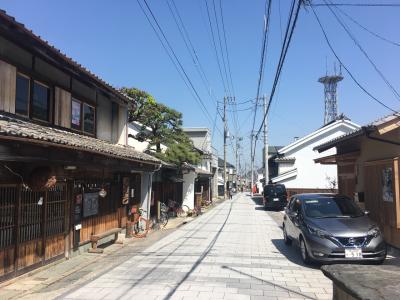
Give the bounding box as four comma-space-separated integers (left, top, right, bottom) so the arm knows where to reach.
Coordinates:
318, 75, 343, 125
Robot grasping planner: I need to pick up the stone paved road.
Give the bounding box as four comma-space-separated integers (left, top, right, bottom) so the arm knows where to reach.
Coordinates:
61, 193, 332, 300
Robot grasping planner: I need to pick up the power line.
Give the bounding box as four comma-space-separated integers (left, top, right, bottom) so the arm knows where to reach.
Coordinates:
137, 0, 223, 135
310, 4, 398, 113
310, 3, 400, 7
204, 0, 228, 95
219, 0, 236, 97
256, 0, 302, 138
333, 4, 400, 47
324, 0, 400, 102
166, 0, 224, 120
212, 0, 232, 97
251, 0, 273, 138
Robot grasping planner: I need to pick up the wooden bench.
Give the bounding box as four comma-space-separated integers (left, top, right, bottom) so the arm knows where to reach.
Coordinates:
88, 228, 122, 253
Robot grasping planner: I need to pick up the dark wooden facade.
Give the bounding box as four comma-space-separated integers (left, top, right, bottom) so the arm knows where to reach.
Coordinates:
0, 140, 158, 281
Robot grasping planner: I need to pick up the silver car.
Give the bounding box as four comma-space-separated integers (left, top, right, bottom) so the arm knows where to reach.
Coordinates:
283, 193, 386, 264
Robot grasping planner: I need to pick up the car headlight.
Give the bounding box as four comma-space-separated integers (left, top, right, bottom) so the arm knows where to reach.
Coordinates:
368, 226, 381, 238
307, 225, 329, 238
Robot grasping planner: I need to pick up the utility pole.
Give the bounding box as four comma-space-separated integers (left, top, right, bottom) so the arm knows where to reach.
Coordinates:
223, 96, 227, 200
250, 132, 254, 196
263, 94, 269, 185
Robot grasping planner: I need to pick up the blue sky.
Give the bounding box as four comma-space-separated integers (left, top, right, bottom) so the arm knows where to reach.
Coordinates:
1, 1, 399, 169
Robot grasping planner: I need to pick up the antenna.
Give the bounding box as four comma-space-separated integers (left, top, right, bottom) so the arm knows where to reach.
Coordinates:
318, 72, 343, 125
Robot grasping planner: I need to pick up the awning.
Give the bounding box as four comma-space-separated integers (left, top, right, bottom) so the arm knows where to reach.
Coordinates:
0, 114, 161, 165
314, 151, 360, 165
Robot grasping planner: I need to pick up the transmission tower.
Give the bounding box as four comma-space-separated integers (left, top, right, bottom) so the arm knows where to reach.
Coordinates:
318, 74, 343, 125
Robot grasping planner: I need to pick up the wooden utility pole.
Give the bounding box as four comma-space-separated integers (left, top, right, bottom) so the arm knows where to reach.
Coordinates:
223, 96, 227, 200
263, 95, 269, 185
250, 132, 254, 196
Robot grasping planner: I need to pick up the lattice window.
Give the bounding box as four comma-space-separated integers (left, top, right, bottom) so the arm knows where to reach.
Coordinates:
19, 189, 44, 243
0, 185, 18, 249
46, 184, 66, 237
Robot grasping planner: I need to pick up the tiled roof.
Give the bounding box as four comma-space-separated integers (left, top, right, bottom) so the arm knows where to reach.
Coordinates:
314, 112, 400, 152
274, 157, 296, 162
0, 10, 130, 104
0, 114, 161, 164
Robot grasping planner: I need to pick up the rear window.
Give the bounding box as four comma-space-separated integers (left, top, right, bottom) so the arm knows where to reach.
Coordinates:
264, 185, 286, 196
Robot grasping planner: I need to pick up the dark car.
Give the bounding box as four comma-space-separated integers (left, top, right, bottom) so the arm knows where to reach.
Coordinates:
263, 184, 287, 210
282, 193, 386, 264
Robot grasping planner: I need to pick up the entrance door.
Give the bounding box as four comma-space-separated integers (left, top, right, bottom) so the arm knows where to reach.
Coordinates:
0, 183, 67, 281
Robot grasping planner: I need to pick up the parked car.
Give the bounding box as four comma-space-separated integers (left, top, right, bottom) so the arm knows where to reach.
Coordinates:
263, 183, 287, 210
283, 193, 386, 264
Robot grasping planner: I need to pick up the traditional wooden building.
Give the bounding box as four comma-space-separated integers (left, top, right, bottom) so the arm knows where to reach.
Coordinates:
315, 113, 400, 248
0, 10, 160, 281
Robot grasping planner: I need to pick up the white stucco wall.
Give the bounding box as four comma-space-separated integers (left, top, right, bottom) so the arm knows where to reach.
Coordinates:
182, 171, 196, 209
278, 162, 295, 174
128, 123, 167, 152
140, 172, 152, 219
273, 121, 360, 189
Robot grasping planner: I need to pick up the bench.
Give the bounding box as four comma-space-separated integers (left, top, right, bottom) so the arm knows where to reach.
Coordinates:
88, 228, 122, 253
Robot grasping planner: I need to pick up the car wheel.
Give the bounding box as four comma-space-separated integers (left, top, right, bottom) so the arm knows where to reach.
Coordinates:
300, 237, 312, 265
283, 225, 292, 246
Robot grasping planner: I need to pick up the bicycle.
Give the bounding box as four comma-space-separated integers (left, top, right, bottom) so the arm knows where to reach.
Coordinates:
160, 202, 169, 227
201, 198, 212, 207
167, 200, 190, 218
132, 208, 149, 238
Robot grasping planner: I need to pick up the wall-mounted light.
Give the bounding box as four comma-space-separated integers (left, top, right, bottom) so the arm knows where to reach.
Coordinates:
64, 165, 77, 171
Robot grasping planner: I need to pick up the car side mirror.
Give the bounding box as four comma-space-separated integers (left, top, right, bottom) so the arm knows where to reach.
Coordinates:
364, 210, 370, 216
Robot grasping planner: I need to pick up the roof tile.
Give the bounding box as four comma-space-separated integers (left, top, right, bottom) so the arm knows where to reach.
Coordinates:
0, 114, 160, 164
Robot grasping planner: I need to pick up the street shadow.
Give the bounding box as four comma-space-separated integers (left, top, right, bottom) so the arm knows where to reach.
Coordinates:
57, 204, 227, 299
162, 201, 234, 300
271, 238, 320, 270
221, 265, 318, 300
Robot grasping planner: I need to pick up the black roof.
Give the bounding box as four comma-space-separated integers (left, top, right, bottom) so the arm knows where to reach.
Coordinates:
218, 157, 235, 169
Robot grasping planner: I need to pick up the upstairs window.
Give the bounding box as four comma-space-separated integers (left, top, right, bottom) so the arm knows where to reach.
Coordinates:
15, 74, 30, 116
71, 99, 82, 130
83, 103, 95, 134
32, 81, 50, 122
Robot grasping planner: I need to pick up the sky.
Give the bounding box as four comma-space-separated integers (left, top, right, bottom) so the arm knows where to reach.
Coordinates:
1, 0, 399, 170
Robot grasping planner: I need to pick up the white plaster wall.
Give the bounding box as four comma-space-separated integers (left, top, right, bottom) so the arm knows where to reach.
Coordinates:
182, 171, 196, 209
128, 123, 167, 152
140, 172, 152, 219
278, 162, 295, 174
276, 124, 357, 189
118, 105, 128, 146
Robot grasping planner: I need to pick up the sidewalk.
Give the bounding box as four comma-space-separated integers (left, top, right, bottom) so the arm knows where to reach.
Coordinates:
0, 198, 226, 300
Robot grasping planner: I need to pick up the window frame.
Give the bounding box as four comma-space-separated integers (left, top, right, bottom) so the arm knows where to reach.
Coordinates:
15, 72, 31, 117
71, 98, 83, 130
31, 80, 51, 123
70, 97, 96, 136
82, 102, 96, 135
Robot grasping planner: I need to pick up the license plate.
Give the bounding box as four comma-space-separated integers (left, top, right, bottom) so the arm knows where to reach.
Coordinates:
345, 248, 362, 259
273, 198, 279, 202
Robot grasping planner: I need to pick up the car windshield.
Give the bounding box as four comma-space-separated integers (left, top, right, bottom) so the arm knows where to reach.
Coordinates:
303, 196, 364, 218
264, 185, 286, 196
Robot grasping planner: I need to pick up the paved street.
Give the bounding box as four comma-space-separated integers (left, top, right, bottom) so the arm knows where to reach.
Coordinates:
61, 193, 332, 300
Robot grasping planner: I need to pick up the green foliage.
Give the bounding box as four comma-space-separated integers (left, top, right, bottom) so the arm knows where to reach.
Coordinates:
122, 87, 201, 166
